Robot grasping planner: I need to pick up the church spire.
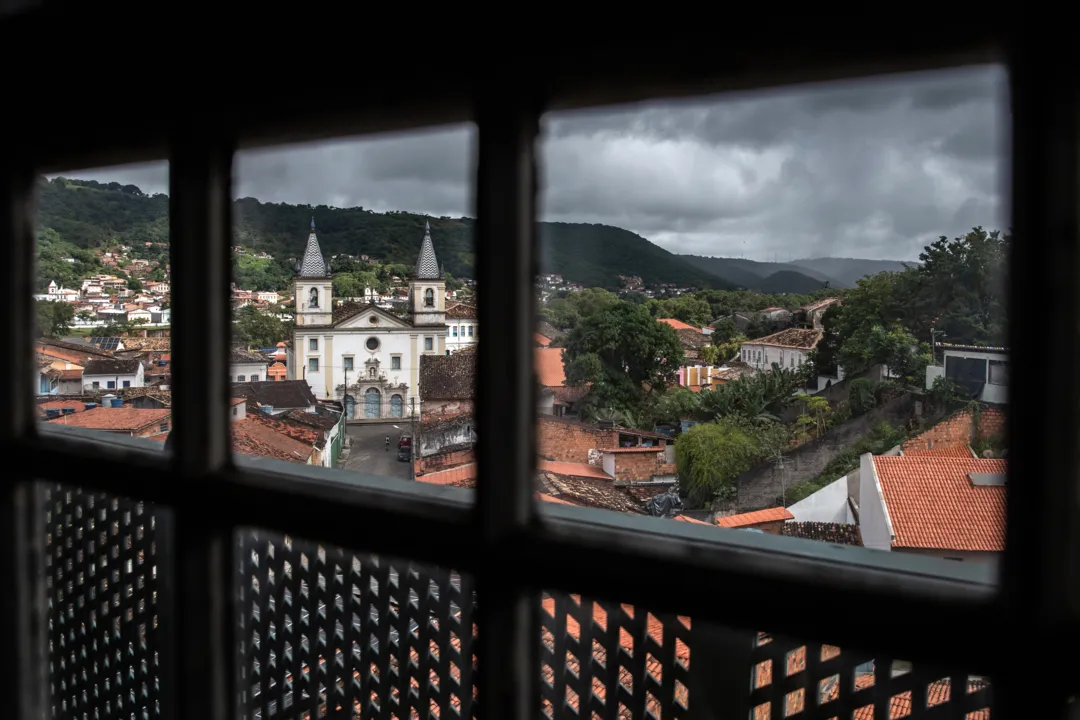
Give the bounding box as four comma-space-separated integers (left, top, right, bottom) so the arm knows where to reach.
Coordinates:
298, 216, 329, 277
414, 221, 441, 279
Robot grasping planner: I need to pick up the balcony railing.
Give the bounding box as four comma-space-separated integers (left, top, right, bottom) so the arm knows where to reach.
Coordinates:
42, 484, 994, 719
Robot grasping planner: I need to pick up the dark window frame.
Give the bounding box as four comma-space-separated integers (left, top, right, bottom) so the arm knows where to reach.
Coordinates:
1, 18, 1077, 720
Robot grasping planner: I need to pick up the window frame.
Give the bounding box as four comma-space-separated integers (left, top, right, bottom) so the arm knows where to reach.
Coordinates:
1, 19, 1077, 720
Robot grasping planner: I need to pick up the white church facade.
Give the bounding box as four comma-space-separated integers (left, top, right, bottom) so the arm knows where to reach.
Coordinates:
288, 219, 447, 420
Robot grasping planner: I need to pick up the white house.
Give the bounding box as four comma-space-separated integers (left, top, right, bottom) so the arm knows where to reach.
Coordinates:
82, 358, 144, 391
288, 218, 451, 420
925, 343, 1008, 405
231, 349, 271, 383
256, 291, 280, 304
739, 328, 823, 372
858, 451, 1005, 563
126, 308, 152, 324
445, 302, 478, 353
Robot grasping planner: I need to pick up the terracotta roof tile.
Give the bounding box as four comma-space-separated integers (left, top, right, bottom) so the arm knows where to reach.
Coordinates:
745, 328, 823, 350
657, 318, 700, 333
534, 331, 552, 347
446, 302, 476, 320
37, 400, 90, 416
232, 419, 312, 463
535, 347, 567, 387
872, 456, 1006, 551
674, 514, 713, 525
46, 406, 170, 432
537, 470, 644, 514
420, 350, 475, 400
417, 463, 477, 487
716, 507, 794, 528
83, 358, 142, 375
800, 297, 842, 313
903, 445, 975, 458
537, 460, 612, 480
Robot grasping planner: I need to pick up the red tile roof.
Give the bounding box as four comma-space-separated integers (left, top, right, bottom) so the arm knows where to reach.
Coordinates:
417, 463, 478, 487
674, 514, 713, 525
716, 507, 794, 528
535, 348, 566, 387
537, 460, 612, 480
657, 318, 700, 333
46, 407, 170, 432
232, 419, 312, 464
37, 400, 89, 416
872, 456, 1007, 551
534, 331, 552, 347
745, 328, 823, 350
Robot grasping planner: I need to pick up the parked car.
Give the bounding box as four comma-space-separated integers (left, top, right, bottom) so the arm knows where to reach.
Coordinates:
398, 435, 412, 448
397, 446, 412, 462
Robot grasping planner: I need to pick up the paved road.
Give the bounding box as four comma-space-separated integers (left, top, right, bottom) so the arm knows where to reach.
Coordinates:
340, 423, 413, 480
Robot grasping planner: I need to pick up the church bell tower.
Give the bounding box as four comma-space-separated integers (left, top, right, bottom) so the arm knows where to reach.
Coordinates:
293, 217, 333, 327
408, 222, 446, 327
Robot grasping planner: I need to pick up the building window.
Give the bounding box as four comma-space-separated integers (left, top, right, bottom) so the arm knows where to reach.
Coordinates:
308, 288, 319, 308
343, 357, 354, 371
123, 380, 131, 388
250, 375, 260, 382
107, 381, 115, 389
452, 326, 458, 337
237, 375, 245, 382
391, 356, 401, 370
424, 288, 434, 307
309, 338, 318, 351
232, 407, 237, 416
92, 381, 99, 389
468, 326, 473, 337
989, 359, 1008, 385
424, 337, 433, 351
366, 337, 379, 351
308, 358, 318, 372
159, 423, 169, 433
446, 327, 450, 336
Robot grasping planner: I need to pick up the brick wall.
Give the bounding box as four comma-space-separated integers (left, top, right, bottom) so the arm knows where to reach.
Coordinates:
537, 416, 667, 467
538, 417, 606, 465
415, 447, 475, 475
901, 406, 1005, 453
421, 399, 474, 420
610, 450, 667, 482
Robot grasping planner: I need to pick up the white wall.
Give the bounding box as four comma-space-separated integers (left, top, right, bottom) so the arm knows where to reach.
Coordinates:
446, 320, 478, 353
787, 476, 854, 524
858, 453, 894, 552
739, 343, 809, 371
84, 364, 144, 390
295, 310, 440, 418
231, 362, 270, 382
602, 453, 616, 478
926, 350, 1008, 405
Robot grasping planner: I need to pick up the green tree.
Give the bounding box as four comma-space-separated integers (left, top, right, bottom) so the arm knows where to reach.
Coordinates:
563, 300, 684, 420
126, 277, 142, 291
542, 288, 622, 331
675, 420, 760, 506
36, 300, 74, 338
234, 305, 292, 347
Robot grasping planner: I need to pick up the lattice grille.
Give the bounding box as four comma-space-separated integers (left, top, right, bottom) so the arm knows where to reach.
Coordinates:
43, 484, 165, 719
237, 529, 477, 720
539, 593, 691, 719
748, 632, 993, 719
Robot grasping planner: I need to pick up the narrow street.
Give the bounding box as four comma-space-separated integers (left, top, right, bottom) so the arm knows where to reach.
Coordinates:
339, 423, 413, 481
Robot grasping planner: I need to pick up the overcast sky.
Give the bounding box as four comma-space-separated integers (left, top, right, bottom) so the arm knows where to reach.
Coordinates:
62, 64, 1007, 262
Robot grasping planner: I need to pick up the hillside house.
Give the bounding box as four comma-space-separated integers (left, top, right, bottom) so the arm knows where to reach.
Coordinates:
82, 358, 144, 391
859, 453, 1006, 563
740, 328, 822, 372
799, 297, 842, 329
925, 343, 1008, 405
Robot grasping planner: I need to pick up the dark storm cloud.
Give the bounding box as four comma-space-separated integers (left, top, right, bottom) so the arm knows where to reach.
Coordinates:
54, 64, 1007, 262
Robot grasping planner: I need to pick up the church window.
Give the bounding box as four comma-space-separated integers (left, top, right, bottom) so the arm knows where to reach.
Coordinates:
366, 337, 380, 351
309, 339, 318, 351
424, 288, 434, 307
308, 358, 319, 372
343, 357, 353, 371
391, 356, 401, 370
424, 337, 433, 351
308, 288, 319, 308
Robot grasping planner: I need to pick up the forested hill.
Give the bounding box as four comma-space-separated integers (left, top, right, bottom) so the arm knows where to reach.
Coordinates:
37, 178, 727, 290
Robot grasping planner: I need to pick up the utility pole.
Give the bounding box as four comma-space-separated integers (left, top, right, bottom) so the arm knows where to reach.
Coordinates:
410, 396, 417, 481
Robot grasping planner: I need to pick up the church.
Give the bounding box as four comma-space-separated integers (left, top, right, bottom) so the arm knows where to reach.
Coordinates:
287, 219, 447, 420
